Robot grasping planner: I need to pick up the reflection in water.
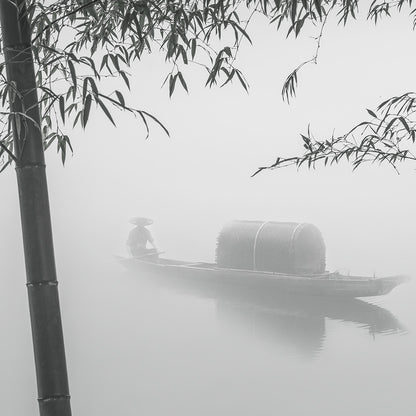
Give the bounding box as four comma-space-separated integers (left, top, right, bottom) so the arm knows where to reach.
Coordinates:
122, 265, 406, 357
217, 300, 326, 357
214, 292, 405, 357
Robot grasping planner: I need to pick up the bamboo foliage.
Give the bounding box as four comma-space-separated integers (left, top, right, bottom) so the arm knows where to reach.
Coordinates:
253, 93, 416, 175
0, 1, 415, 172
2, 0, 411, 172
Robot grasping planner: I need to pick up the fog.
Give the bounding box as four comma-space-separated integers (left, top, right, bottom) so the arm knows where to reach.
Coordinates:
1, 12, 416, 416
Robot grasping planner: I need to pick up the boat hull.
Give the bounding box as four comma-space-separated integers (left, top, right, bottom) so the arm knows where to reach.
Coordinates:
118, 257, 409, 298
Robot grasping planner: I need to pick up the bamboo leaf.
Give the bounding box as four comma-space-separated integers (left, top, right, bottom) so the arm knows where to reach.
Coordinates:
115, 90, 126, 107
68, 59, 77, 90
314, 0, 323, 19
120, 71, 131, 90
191, 38, 197, 59
235, 70, 248, 92
291, 0, 298, 23
140, 110, 170, 137
96, 97, 116, 126
82, 77, 88, 102
177, 72, 188, 93
169, 74, 177, 97
86, 76, 98, 97
59, 95, 65, 123
82, 94, 92, 128
399, 116, 411, 133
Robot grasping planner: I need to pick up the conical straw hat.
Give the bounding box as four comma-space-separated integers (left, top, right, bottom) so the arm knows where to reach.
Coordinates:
129, 217, 153, 226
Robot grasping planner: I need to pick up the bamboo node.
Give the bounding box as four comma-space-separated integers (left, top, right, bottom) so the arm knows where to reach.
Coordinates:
26, 280, 58, 288
38, 394, 71, 403
15, 163, 47, 170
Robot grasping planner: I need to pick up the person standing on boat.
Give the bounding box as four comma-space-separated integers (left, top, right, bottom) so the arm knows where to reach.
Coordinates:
127, 217, 158, 258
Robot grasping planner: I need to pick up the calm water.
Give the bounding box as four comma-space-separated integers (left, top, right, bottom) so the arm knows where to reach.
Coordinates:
1, 250, 415, 416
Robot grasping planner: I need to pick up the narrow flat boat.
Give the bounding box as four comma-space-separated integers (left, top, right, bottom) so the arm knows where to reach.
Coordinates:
118, 256, 409, 298
119, 220, 409, 298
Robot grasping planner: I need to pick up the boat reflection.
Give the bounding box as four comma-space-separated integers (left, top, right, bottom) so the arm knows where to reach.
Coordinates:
123, 266, 406, 356
213, 284, 405, 334
214, 288, 405, 357
216, 300, 326, 357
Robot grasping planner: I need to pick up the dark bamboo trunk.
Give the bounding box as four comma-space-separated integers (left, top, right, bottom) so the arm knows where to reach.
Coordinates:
0, 1, 72, 415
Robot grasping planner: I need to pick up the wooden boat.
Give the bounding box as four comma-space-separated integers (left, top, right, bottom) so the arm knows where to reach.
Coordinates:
118, 256, 409, 298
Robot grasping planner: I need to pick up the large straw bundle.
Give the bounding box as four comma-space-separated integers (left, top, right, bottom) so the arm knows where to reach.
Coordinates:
215, 221, 326, 274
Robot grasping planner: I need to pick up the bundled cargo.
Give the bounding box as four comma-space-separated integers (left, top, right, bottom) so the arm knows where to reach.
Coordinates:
215, 220, 326, 274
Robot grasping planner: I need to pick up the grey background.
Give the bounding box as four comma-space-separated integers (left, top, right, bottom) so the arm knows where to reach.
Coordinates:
1, 13, 415, 416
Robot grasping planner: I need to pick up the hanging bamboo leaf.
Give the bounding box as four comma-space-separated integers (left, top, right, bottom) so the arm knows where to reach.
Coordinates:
177, 72, 188, 93
115, 90, 125, 107
82, 77, 88, 102
96, 96, 116, 126
59, 95, 65, 123
169, 74, 177, 97
68, 59, 77, 90
120, 71, 130, 90
291, 0, 298, 23
82, 93, 92, 128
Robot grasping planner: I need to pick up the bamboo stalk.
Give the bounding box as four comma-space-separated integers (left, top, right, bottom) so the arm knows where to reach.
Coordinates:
0, 1, 72, 415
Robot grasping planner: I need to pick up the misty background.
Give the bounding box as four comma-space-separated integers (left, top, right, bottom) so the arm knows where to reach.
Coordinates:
1, 12, 416, 416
